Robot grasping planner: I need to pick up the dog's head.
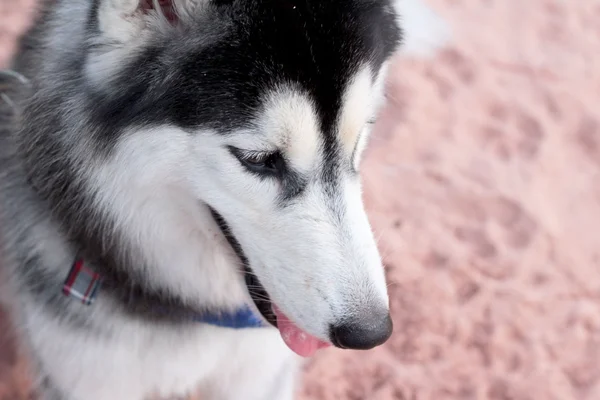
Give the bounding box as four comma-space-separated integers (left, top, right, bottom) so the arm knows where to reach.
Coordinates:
26, 0, 403, 356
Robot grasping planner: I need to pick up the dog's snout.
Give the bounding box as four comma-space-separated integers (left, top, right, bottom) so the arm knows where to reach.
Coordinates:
329, 309, 393, 350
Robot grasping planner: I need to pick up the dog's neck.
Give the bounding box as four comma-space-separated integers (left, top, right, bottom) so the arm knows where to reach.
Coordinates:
61, 257, 267, 329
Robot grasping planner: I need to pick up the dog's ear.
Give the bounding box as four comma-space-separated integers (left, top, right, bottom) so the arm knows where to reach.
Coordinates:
94, 0, 204, 44
87, 0, 205, 85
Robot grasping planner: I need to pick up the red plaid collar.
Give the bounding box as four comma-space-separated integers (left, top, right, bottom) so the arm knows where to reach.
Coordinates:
62, 258, 102, 305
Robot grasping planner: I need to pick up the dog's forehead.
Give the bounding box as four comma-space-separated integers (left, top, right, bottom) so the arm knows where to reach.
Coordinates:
178, 0, 399, 132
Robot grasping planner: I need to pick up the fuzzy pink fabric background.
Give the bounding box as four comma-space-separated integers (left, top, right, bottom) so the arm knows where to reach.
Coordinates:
1, 0, 599, 399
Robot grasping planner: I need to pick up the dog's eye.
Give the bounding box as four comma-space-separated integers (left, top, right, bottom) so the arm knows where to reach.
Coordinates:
229, 147, 282, 175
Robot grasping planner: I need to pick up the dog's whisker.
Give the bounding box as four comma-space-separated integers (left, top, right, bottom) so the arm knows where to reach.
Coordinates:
247, 295, 273, 303
0, 69, 31, 86
386, 280, 401, 288
1, 93, 15, 110
245, 289, 270, 295
245, 288, 272, 296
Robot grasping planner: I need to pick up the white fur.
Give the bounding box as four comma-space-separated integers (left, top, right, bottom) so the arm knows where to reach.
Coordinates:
26, 302, 298, 399
86, 128, 252, 312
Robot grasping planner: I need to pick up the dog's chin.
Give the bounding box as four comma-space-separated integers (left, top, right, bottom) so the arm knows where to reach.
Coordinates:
208, 207, 331, 358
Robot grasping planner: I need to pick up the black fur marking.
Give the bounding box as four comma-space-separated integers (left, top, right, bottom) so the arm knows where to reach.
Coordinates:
87, 0, 102, 34
91, 262, 229, 324
279, 165, 307, 203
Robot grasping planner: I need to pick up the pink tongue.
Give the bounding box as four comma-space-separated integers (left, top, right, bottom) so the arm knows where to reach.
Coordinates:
273, 305, 330, 357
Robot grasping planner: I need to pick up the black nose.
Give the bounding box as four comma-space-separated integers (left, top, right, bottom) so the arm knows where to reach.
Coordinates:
329, 311, 393, 350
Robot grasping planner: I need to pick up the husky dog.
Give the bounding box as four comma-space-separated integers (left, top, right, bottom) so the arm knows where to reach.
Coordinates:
0, 0, 404, 398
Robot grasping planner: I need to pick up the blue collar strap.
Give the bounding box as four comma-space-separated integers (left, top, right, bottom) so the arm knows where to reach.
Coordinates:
194, 305, 266, 329
62, 258, 267, 329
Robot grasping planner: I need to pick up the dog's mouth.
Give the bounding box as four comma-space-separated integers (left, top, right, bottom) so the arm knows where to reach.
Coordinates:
209, 207, 330, 357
